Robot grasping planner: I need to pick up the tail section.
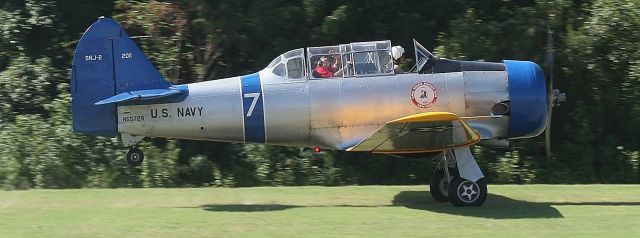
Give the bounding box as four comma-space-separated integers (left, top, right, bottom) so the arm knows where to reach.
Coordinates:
71, 17, 173, 136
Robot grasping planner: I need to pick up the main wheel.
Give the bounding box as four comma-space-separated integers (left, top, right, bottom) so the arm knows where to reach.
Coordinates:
126, 147, 144, 167
448, 177, 487, 206
429, 168, 458, 202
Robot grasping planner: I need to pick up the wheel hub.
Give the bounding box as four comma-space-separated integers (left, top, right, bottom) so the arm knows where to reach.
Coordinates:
457, 181, 480, 203
130, 153, 140, 162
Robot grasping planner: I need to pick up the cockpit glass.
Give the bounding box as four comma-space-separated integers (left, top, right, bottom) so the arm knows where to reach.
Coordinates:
283, 49, 303, 59
307, 40, 393, 79
351, 41, 391, 51
267, 56, 281, 68
287, 58, 303, 79
308, 46, 340, 55
267, 48, 306, 79
268, 41, 396, 79
272, 63, 286, 77
352, 51, 393, 75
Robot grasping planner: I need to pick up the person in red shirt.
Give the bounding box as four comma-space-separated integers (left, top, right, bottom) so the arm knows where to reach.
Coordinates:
314, 56, 342, 78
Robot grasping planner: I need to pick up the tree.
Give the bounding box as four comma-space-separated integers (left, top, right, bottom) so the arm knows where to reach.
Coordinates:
562, 0, 640, 183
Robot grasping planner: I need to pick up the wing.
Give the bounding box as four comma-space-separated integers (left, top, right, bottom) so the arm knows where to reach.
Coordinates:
347, 112, 480, 154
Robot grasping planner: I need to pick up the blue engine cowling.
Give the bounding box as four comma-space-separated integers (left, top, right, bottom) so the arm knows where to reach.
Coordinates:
504, 60, 549, 139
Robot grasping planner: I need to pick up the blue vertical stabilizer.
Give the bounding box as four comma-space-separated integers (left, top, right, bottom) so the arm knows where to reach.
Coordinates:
71, 17, 173, 137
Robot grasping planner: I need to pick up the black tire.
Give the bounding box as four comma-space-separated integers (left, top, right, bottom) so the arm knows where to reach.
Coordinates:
448, 177, 487, 207
126, 147, 144, 167
429, 168, 458, 202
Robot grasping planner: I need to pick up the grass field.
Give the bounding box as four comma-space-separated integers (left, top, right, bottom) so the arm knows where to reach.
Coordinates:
1, 185, 640, 238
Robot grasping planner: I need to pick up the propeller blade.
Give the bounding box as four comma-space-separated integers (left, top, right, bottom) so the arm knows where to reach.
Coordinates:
545, 25, 554, 160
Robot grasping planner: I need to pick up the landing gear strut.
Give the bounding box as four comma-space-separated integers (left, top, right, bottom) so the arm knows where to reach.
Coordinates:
429, 151, 458, 202
126, 146, 144, 167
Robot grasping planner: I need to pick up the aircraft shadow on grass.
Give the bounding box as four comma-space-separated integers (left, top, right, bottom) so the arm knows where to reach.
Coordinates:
198, 191, 640, 219
392, 191, 561, 219
392, 191, 640, 219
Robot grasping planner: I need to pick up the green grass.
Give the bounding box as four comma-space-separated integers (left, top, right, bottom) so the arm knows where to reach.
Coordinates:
1, 185, 640, 238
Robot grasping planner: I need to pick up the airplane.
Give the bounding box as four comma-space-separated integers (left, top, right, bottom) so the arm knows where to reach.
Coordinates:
71, 17, 565, 206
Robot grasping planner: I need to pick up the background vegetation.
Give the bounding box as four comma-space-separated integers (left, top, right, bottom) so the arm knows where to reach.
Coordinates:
1, 0, 639, 189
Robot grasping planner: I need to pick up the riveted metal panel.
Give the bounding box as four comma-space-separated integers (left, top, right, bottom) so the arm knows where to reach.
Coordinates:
260, 71, 312, 147
308, 78, 342, 148
308, 72, 466, 149
463, 71, 509, 116
118, 77, 245, 142
461, 70, 510, 139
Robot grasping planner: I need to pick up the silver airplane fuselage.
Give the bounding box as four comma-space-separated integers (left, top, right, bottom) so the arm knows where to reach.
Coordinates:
117, 69, 509, 151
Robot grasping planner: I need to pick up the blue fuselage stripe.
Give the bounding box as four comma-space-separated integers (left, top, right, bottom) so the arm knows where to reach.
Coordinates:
240, 73, 265, 143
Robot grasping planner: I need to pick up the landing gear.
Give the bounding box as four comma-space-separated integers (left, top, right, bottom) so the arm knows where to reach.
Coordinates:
126, 147, 144, 167
448, 177, 487, 206
121, 133, 145, 167
429, 151, 458, 202
429, 147, 488, 206
430, 168, 458, 202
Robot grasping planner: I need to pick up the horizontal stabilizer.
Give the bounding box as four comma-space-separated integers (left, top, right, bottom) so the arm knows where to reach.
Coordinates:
94, 85, 188, 105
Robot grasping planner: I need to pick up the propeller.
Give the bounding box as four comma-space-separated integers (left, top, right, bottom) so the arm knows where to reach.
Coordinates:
544, 25, 554, 160
544, 24, 566, 160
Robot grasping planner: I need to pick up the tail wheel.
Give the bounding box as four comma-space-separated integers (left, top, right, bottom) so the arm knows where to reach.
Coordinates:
429, 168, 458, 202
126, 147, 144, 167
448, 177, 487, 206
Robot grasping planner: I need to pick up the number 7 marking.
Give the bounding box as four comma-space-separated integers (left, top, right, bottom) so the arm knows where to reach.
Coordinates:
244, 93, 261, 117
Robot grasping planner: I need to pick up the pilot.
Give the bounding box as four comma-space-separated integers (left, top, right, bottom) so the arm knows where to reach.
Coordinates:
314, 56, 343, 78
391, 45, 405, 73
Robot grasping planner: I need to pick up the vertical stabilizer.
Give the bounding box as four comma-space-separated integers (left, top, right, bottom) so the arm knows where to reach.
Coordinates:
71, 17, 171, 136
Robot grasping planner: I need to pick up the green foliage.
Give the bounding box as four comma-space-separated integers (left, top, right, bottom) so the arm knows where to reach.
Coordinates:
560, 0, 640, 183
140, 139, 180, 188
0, 57, 59, 118
238, 145, 342, 186
435, 1, 562, 61
113, 0, 192, 84
0, 9, 21, 69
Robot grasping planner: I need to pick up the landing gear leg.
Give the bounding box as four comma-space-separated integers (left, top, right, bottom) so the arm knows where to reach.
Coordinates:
429, 150, 458, 202
121, 133, 145, 167
126, 146, 144, 167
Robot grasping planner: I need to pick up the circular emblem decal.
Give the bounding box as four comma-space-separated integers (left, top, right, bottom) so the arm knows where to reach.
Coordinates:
411, 82, 438, 108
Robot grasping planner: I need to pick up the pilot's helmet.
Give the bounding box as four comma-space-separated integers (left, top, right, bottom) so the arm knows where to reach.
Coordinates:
392, 46, 405, 60
319, 56, 330, 65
